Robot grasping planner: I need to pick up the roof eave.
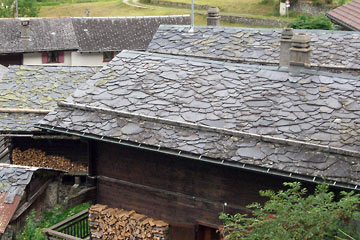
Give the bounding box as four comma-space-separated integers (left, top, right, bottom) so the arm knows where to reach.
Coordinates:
36, 123, 360, 191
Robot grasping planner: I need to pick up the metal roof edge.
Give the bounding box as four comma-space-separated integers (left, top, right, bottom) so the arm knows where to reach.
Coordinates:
36, 123, 360, 191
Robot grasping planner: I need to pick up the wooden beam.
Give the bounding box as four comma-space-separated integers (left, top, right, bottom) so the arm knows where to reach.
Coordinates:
98, 175, 249, 213
42, 229, 83, 240
11, 179, 52, 221
0, 108, 51, 114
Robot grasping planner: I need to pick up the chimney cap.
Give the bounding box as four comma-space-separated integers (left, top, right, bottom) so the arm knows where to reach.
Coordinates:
21, 18, 30, 26
281, 28, 294, 39
292, 33, 311, 43
208, 7, 220, 14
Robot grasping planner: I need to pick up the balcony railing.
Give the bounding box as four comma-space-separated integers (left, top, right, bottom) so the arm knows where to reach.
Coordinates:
43, 209, 90, 240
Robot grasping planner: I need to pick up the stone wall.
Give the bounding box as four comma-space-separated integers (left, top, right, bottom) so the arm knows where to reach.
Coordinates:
146, 0, 211, 10
144, 0, 289, 27
219, 14, 289, 27
89, 204, 169, 240
290, 0, 328, 15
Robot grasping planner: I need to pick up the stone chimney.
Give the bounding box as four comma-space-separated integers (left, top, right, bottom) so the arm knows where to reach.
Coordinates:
207, 7, 220, 26
279, 28, 294, 67
20, 19, 30, 39
290, 33, 311, 68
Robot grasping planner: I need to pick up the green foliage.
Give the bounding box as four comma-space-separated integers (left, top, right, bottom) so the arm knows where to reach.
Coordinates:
219, 182, 360, 240
17, 202, 90, 240
260, 0, 275, 6
0, 0, 40, 17
288, 14, 334, 30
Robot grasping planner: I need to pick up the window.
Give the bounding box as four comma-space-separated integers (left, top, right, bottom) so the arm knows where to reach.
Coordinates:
42, 51, 64, 64
103, 52, 115, 62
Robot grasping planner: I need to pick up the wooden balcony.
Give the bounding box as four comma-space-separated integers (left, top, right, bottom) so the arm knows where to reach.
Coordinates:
43, 209, 90, 240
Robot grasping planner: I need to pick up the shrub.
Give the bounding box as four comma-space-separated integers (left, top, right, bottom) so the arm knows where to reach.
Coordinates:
288, 14, 334, 30
219, 182, 360, 240
17, 202, 90, 240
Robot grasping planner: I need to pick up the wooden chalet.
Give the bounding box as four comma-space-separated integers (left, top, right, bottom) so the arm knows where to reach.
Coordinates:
37, 48, 360, 239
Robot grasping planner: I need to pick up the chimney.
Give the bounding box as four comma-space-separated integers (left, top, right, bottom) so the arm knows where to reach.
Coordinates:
207, 7, 220, 26
290, 33, 311, 68
279, 28, 294, 67
20, 19, 30, 39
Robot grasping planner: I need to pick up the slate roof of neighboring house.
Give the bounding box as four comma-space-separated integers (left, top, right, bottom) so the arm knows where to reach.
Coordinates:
326, 0, 360, 31
72, 16, 191, 52
0, 164, 37, 233
0, 18, 78, 54
38, 51, 360, 188
0, 65, 98, 133
0, 16, 190, 54
0, 164, 61, 233
0, 65, 8, 80
147, 25, 360, 70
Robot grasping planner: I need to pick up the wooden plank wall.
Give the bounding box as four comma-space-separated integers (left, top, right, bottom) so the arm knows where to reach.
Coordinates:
92, 141, 317, 239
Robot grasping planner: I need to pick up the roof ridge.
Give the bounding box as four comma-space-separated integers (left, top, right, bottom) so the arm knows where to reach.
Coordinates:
122, 50, 360, 80
57, 101, 360, 158
157, 24, 359, 34
71, 15, 190, 20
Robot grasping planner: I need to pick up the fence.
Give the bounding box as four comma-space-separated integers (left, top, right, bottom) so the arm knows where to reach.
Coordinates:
43, 209, 90, 240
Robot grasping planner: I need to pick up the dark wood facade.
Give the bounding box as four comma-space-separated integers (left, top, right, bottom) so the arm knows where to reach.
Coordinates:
0, 53, 23, 66
90, 141, 324, 240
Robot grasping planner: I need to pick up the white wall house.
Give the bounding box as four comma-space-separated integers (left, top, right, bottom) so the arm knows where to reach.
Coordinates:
23, 51, 110, 66
0, 16, 191, 67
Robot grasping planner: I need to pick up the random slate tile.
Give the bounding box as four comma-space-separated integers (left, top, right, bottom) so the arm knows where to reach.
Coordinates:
0, 164, 36, 204
39, 51, 360, 186
0, 65, 98, 132
148, 25, 360, 70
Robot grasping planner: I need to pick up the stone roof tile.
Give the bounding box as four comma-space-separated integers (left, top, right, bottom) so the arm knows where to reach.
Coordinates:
38, 51, 360, 186
148, 25, 360, 70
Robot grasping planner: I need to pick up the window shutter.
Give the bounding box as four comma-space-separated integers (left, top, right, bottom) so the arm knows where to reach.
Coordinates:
58, 51, 64, 63
42, 52, 48, 64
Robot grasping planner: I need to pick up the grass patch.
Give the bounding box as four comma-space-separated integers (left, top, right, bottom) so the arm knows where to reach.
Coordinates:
17, 202, 90, 240
39, 1, 272, 27
148, 0, 276, 17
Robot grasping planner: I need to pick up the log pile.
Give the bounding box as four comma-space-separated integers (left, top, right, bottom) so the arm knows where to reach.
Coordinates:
89, 204, 169, 240
12, 148, 87, 172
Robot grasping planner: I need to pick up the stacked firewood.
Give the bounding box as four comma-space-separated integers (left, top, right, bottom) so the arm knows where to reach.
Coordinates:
89, 204, 169, 240
12, 148, 87, 172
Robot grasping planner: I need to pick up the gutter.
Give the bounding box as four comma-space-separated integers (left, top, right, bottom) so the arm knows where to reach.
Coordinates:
36, 123, 359, 191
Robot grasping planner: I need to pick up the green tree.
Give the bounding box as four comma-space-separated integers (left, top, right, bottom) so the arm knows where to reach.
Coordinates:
219, 182, 360, 240
288, 14, 334, 30
0, 0, 39, 18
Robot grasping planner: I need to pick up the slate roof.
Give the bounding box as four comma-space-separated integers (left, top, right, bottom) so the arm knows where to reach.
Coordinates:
327, 0, 360, 31
72, 16, 191, 52
0, 164, 36, 233
0, 18, 78, 54
0, 16, 190, 54
0, 164, 61, 233
0, 65, 8, 80
147, 25, 360, 70
0, 65, 98, 133
38, 51, 360, 187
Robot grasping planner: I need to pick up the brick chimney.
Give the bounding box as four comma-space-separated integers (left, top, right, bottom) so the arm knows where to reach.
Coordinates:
279, 28, 294, 67
20, 19, 30, 39
290, 33, 311, 68
207, 7, 220, 26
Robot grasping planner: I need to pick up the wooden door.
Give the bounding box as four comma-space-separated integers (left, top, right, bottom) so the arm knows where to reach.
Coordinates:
197, 224, 221, 240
